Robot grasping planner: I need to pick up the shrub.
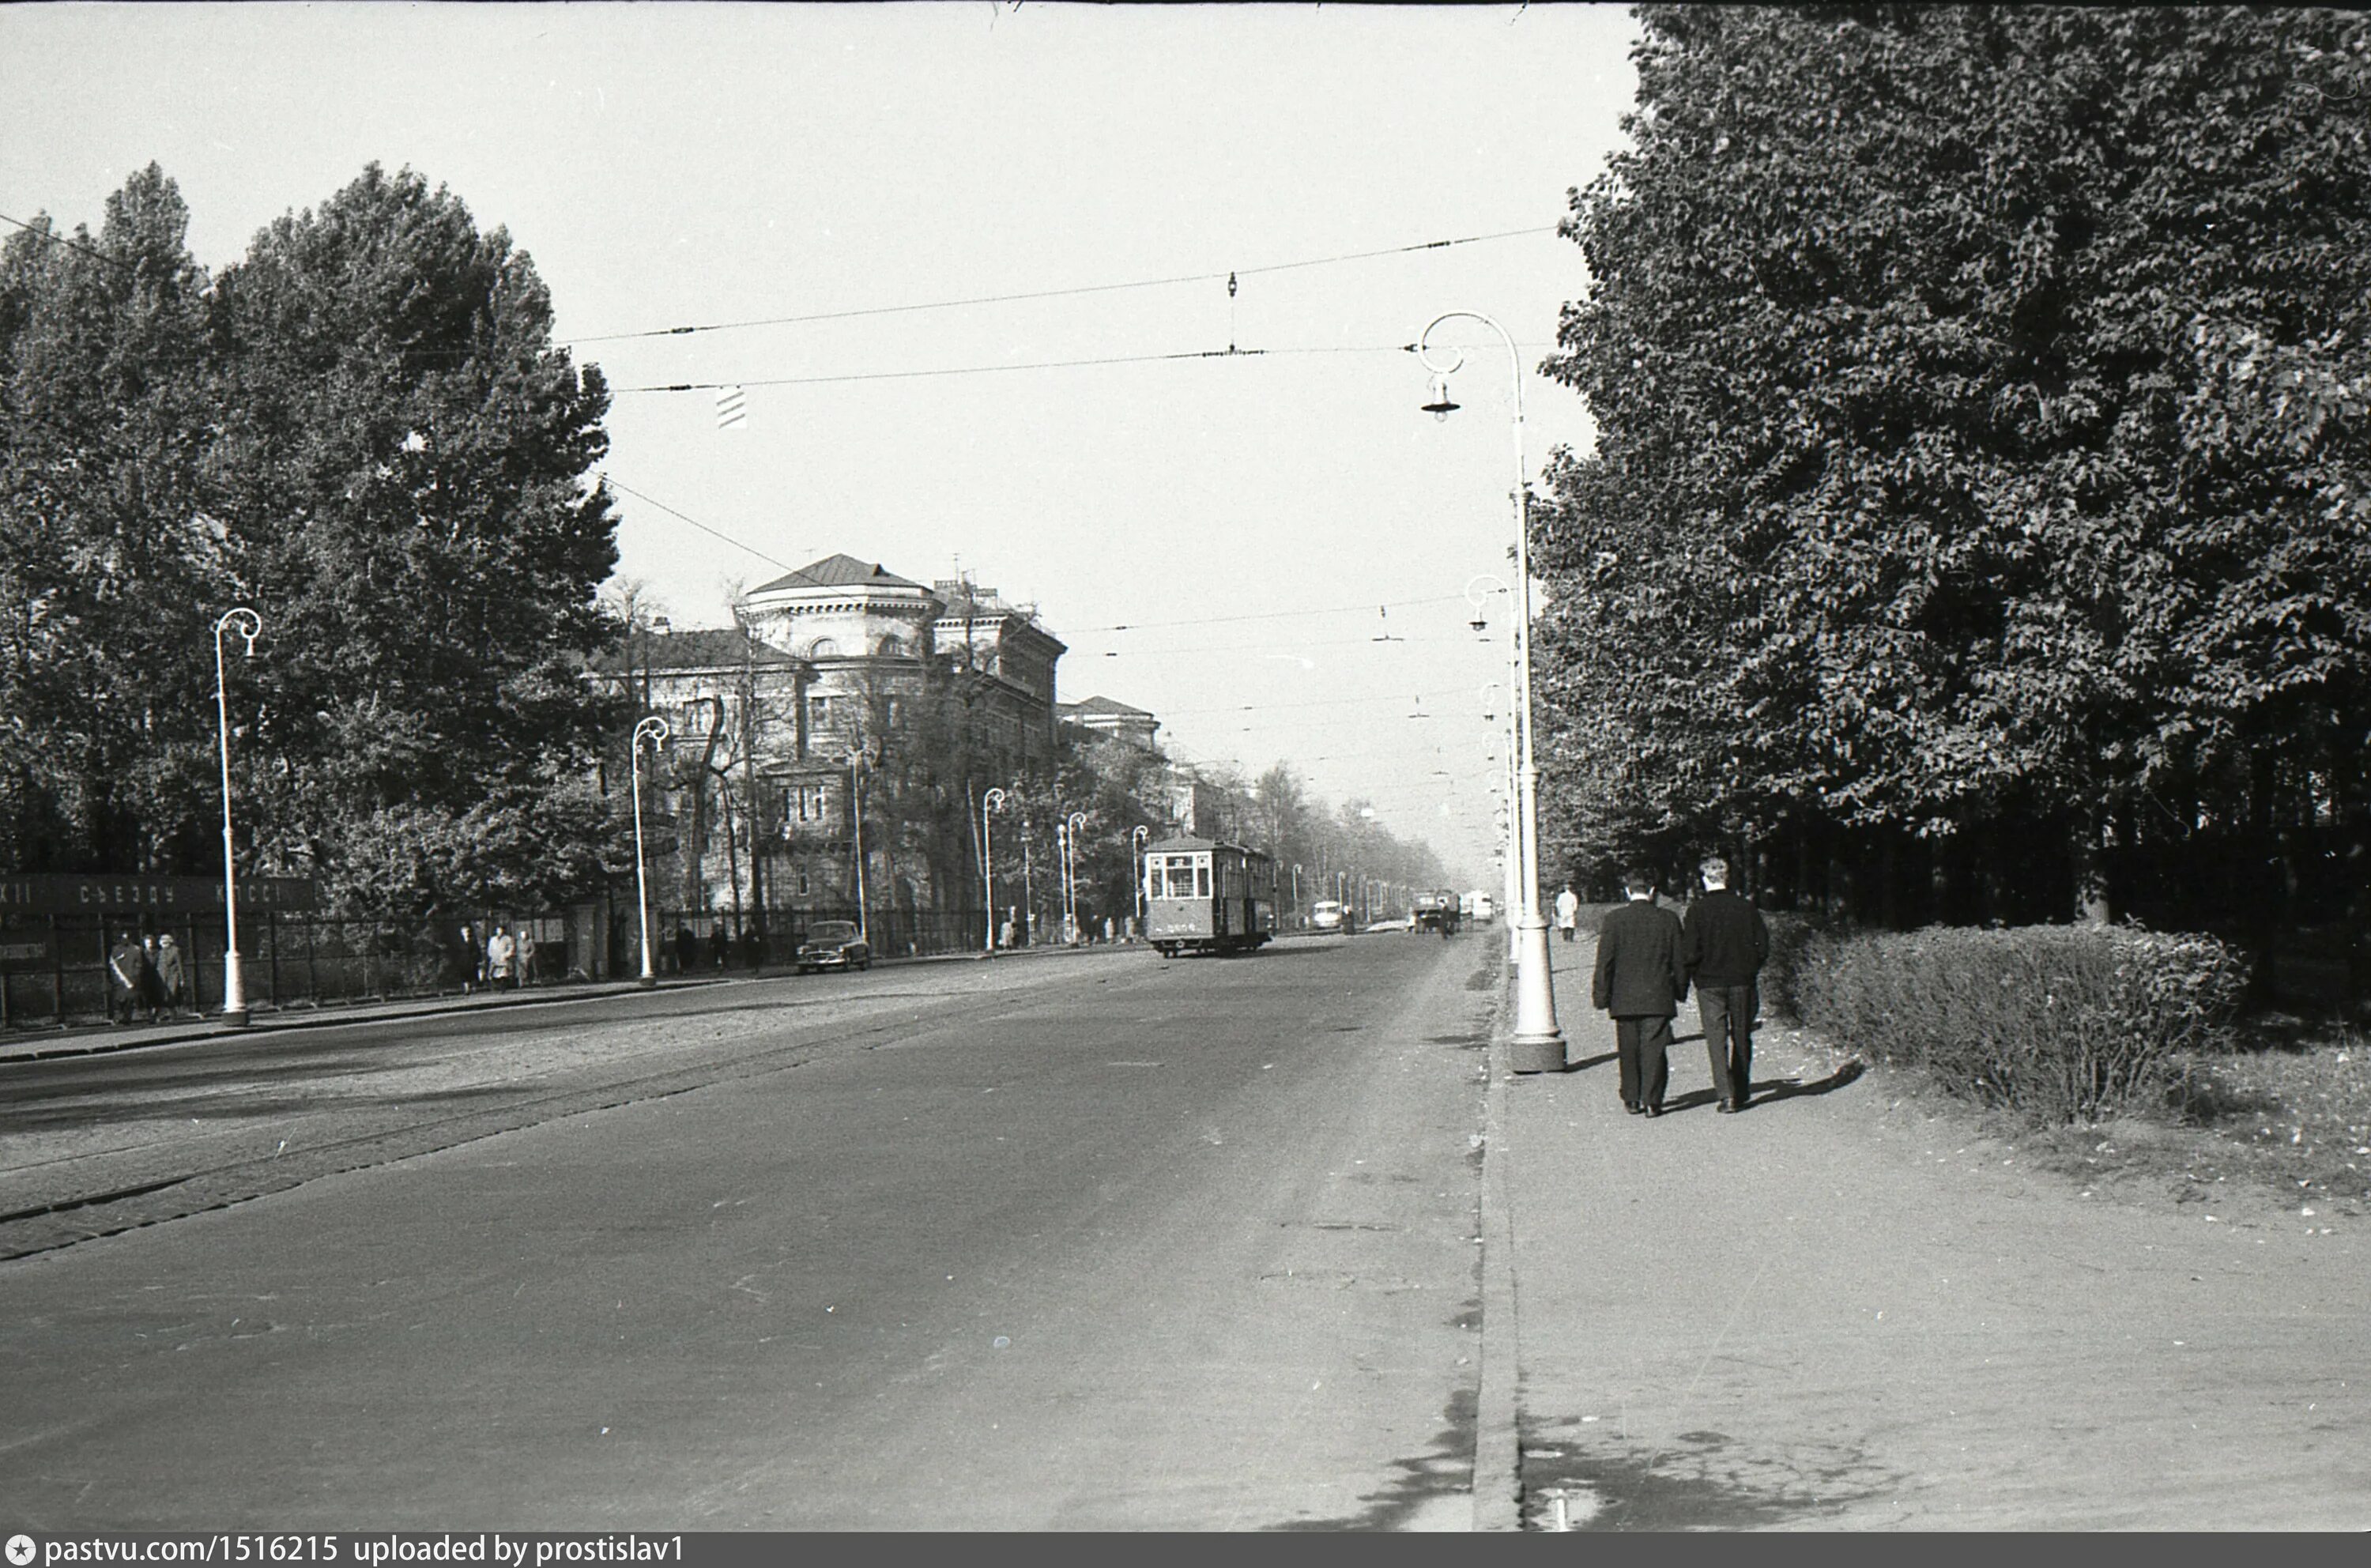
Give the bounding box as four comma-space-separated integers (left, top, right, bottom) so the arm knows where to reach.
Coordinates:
1791, 923, 2249, 1125
1758, 910, 1826, 1022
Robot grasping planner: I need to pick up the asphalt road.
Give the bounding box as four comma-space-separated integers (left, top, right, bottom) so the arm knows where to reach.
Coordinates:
0, 935, 1501, 1530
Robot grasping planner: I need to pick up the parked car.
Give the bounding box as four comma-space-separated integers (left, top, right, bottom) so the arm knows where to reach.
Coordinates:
795, 920, 871, 974
1310, 899, 1350, 933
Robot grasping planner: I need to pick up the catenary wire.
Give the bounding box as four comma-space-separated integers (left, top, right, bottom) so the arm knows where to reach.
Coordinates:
563, 224, 1556, 345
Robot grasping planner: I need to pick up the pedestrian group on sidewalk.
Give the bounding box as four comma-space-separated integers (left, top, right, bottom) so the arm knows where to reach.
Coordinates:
1589, 856, 1770, 1118
105, 929, 194, 1024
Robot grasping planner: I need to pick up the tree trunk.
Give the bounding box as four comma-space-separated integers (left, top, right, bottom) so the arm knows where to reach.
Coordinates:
2071, 811, 2112, 927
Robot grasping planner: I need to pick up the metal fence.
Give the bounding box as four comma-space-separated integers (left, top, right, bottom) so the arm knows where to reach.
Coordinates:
2, 901, 1003, 1030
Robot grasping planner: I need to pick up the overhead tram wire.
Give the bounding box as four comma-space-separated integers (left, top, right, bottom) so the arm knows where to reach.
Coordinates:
562, 224, 1557, 347
0, 210, 137, 270
609, 338, 1559, 397
598, 474, 807, 575
586, 472, 1505, 637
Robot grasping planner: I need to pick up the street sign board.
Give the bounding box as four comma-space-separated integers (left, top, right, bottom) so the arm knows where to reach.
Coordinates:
0, 933, 55, 971
0, 873, 319, 917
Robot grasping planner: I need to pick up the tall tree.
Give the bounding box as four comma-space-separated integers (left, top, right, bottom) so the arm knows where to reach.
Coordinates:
1534, 6, 2371, 925
202, 164, 624, 910
0, 165, 224, 873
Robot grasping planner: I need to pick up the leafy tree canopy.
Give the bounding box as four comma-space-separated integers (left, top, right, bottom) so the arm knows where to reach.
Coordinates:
2, 163, 625, 914
1532, 5, 2371, 918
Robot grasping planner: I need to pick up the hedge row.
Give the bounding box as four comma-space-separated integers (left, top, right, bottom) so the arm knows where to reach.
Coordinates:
1781, 923, 2248, 1125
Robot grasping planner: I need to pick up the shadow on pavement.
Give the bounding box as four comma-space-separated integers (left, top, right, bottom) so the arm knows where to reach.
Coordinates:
1747, 1057, 1865, 1109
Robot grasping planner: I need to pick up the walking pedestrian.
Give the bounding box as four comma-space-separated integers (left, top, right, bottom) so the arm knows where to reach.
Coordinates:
707, 925, 729, 971
1591, 867, 1687, 1118
1683, 856, 1770, 1114
487, 925, 515, 988
515, 925, 537, 987
153, 933, 189, 1018
106, 931, 144, 1025
138, 935, 168, 1022
673, 924, 697, 975
1555, 883, 1580, 943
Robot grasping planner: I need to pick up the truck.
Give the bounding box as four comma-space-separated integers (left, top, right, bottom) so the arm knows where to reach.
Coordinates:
1412, 889, 1462, 938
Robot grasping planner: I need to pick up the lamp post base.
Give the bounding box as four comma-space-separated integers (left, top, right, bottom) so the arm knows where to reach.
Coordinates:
638, 973, 658, 989
1507, 915, 1566, 1072
219, 1006, 251, 1031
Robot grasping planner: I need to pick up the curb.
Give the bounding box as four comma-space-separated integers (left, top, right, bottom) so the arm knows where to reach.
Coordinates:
0, 940, 1146, 1065
1472, 979, 1524, 1529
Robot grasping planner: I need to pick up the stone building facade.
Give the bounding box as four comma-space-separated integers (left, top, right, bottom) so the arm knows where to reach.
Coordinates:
596, 555, 1067, 948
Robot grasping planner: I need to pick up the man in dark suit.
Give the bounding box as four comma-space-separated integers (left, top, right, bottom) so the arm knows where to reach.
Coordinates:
1592, 866, 1687, 1116
1683, 855, 1771, 1114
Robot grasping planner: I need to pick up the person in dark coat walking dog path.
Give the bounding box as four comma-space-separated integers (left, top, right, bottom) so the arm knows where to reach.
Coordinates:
1591, 866, 1687, 1116
1683, 855, 1770, 1114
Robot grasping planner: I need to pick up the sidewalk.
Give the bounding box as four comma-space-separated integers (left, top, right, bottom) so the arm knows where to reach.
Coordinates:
1489, 930, 2369, 1531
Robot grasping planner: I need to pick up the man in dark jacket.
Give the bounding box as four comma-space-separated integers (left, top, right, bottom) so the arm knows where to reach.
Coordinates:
1683, 856, 1771, 1114
1592, 867, 1687, 1116
106, 932, 145, 1025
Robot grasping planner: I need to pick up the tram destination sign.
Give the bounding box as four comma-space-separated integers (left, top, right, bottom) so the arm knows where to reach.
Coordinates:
0, 873, 319, 916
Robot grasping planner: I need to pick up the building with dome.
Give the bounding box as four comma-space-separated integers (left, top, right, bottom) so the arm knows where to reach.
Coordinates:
594, 555, 1067, 955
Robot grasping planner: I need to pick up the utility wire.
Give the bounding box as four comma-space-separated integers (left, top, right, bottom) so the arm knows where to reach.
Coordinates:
614, 339, 1560, 395
599, 472, 1505, 635
0, 210, 138, 270
1092, 596, 1469, 632
564, 224, 1556, 345
599, 474, 808, 574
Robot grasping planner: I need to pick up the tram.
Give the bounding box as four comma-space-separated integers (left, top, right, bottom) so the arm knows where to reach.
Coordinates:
1142, 836, 1277, 957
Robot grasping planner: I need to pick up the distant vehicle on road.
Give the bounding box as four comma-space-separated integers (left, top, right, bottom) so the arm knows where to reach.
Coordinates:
795, 920, 871, 974
1310, 899, 1351, 933
1412, 891, 1462, 937
1144, 836, 1277, 957
1461, 891, 1495, 925
1363, 914, 1416, 933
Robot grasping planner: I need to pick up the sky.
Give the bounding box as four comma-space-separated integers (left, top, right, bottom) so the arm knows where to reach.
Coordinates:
0, 2, 1644, 888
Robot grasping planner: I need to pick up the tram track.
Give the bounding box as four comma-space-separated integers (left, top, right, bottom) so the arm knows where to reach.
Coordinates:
0, 961, 1156, 1262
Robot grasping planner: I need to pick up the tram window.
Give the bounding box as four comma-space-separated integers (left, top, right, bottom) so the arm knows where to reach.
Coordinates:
1197, 864, 1211, 898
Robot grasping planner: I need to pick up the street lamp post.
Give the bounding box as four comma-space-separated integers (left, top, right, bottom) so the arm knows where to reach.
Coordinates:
1291, 863, 1302, 929
1062, 810, 1087, 944
213, 608, 262, 1028
629, 715, 670, 987
1129, 824, 1149, 940
981, 788, 1008, 956
1480, 684, 1521, 963
1471, 579, 1523, 965
1020, 816, 1035, 947
846, 748, 870, 946
1419, 309, 1566, 1069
